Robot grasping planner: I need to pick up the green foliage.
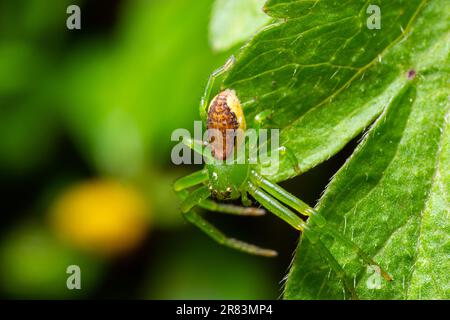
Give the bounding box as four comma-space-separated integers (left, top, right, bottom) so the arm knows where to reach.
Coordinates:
221, 0, 449, 299
0, 223, 102, 298
61, 0, 229, 177
146, 233, 275, 299
210, 0, 271, 52
0, 1, 72, 173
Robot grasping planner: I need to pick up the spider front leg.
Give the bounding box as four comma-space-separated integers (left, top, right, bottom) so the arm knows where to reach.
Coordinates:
180, 185, 211, 213
275, 146, 302, 174
173, 169, 209, 192
240, 191, 252, 207
174, 164, 272, 255
246, 181, 358, 299
200, 55, 236, 122
182, 209, 277, 257
250, 171, 392, 281
259, 144, 302, 175
177, 189, 265, 216
177, 187, 276, 257
179, 136, 215, 163
199, 197, 266, 216
253, 109, 301, 175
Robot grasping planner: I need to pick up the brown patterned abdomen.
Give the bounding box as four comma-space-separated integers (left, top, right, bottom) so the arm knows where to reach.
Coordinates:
207, 90, 240, 160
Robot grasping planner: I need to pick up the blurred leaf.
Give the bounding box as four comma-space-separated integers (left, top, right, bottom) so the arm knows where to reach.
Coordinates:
0, 43, 58, 174
60, 0, 228, 176
137, 170, 186, 228
0, 223, 103, 298
145, 232, 276, 299
209, 0, 271, 52
0, 43, 42, 95
0, 99, 57, 174
0, 0, 72, 40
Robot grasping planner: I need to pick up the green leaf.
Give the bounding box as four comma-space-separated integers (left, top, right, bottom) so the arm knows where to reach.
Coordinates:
209, 0, 271, 52
224, 0, 448, 182
222, 0, 449, 299
283, 2, 447, 299
286, 76, 449, 299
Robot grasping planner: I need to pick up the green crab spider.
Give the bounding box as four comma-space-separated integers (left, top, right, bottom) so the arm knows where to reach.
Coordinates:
174, 56, 392, 299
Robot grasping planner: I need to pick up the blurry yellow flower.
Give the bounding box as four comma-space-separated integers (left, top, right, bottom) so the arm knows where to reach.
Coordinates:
50, 179, 150, 257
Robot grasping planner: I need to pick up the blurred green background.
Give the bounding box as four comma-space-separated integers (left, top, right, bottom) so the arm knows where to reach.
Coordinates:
0, 0, 352, 299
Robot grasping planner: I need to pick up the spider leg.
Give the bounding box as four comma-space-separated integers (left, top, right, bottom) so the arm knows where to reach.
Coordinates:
278, 146, 302, 174
180, 185, 211, 213
247, 181, 358, 299
178, 189, 265, 216
241, 191, 252, 207
176, 175, 272, 255
181, 136, 216, 163
199, 198, 266, 216
254, 109, 274, 130
200, 55, 236, 122
247, 181, 306, 230
173, 169, 208, 192
308, 238, 359, 300
250, 171, 392, 281
178, 187, 275, 256
259, 145, 301, 175
182, 209, 277, 257
313, 222, 393, 281
250, 170, 317, 216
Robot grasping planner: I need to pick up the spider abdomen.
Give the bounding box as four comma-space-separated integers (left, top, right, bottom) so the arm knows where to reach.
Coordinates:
207, 89, 246, 160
